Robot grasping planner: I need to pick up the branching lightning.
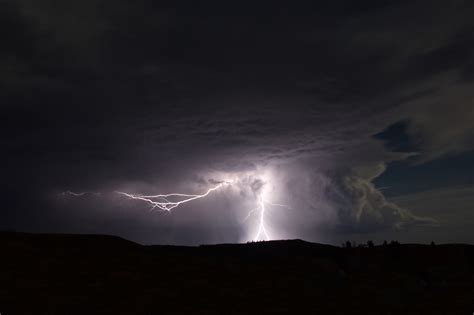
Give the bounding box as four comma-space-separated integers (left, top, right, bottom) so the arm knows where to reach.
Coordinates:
254, 195, 269, 240
244, 194, 290, 241
62, 174, 290, 242
114, 181, 232, 212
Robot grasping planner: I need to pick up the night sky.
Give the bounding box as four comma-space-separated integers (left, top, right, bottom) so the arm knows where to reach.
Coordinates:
2, 0, 473, 245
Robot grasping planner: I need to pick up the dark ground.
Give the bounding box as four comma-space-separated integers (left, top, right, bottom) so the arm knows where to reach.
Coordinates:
0, 232, 473, 314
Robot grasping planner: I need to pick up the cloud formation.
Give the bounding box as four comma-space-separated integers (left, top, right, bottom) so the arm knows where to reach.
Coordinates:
1, 0, 473, 244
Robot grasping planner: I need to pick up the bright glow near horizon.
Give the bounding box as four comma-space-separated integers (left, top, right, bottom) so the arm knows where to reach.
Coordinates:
62, 167, 291, 242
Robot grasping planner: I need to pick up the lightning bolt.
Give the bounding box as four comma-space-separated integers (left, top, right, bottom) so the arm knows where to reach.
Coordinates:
244, 195, 290, 241
115, 181, 231, 212
254, 195, 269, 240
62, 177, 290, 242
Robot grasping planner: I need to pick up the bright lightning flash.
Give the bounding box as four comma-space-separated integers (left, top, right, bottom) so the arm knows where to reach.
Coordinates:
63, 172, 289, 242
254, 195, 269, 240
114, 181, 232, 212
244, 186, 290, 241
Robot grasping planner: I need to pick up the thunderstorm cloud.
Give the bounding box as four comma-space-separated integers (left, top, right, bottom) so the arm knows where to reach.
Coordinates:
1, 0, 474, 244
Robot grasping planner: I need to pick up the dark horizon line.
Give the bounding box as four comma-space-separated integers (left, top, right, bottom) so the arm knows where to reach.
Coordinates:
1, 230, 472, 248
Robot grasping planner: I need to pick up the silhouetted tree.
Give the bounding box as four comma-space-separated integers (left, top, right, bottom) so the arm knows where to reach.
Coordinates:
345, 241, 352, 248
383, 240, 388, 246
430, 241, 436, 246
367, 240, 375, 248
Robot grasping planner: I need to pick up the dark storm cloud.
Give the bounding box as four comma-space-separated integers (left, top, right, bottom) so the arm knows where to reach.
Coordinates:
1, 0, 474, 243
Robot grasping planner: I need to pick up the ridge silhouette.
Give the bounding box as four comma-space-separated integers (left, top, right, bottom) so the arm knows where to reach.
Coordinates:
1, 231, 473, 314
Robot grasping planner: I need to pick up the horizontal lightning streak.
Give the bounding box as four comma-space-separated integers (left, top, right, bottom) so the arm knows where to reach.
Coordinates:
63, 178, 290, 242
115, 182, 231, 212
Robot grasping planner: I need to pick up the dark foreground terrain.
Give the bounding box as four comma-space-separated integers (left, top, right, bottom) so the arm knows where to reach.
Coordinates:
0, 232, 473, 314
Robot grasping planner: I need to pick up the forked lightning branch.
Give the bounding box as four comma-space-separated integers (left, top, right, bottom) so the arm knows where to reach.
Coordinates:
63, 177, 289, 241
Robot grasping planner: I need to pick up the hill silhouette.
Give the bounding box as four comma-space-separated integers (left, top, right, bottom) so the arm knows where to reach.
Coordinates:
0, 232, 473, 314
